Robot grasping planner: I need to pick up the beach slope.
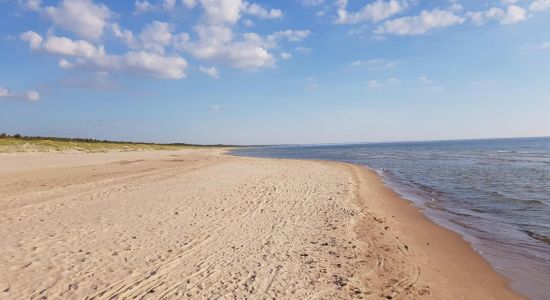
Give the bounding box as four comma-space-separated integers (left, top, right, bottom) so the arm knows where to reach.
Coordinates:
0, 150, 523, 299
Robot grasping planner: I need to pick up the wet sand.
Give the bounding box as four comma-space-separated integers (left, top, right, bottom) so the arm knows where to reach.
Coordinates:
0, 149, 524, 299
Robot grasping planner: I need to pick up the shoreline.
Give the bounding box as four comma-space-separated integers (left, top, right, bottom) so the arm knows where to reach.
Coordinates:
230, 150, 526, 298
0, 149, 527, 299
343, 162, 525, 299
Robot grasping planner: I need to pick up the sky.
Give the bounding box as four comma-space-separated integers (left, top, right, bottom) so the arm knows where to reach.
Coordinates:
0, 0, 549, 145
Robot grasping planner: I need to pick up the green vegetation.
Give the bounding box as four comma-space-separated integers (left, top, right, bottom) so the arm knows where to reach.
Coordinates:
0, 134, 228, 153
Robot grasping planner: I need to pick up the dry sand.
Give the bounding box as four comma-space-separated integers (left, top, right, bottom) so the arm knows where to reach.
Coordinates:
0, 149, 524, 299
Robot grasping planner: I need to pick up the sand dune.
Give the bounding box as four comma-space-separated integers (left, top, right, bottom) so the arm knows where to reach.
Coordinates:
0, 150, 523, 299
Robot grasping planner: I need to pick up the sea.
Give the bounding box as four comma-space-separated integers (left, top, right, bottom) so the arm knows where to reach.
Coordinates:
231, 137, 550, 300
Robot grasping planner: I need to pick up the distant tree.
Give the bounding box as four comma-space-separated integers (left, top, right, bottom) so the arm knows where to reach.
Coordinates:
14, 134, 22, 138
0, 133, 6, 138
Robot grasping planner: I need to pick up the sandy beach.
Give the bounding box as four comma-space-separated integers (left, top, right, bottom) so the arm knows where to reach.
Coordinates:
0, 149, 524, 299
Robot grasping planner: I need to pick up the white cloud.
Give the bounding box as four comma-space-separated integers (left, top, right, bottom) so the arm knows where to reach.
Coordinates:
367, 77, 400, 88
449, 2, 464, 12
467, 7, 506, 25
21, 31, 188, 79
111, 21, 191, 55
134, 0, 178, 14
419, 76, 433, 84
281, 52, 292, 59
0, 86, 40, 101
516, 42, 550, 53
336, 0, 409, 24
244, 2, 283, 19
181, 11, 308, 69
160, 0, 176, 10
20, 30, 43, 49
306, 82, 319, 88
183, 0, 197, 9
19, 0, 306, 78
387, 77, 400, 85
25, 90, 40, 101
501, 5, 527, 24
44, 0, 112, 40
268, 30, 311, 42
135, 0, 154, 13
367, 80, 381, 88
139, 21, 173, 53
242, 19, 254, 27
44, 37, 106, 60
196, 0, 283, 23
18, 0, 42, 11
111, 24, 136, 47
200, 0, 245, 24
199, 65, 220, 78
183, 28, 275, 69
530, 0, 550, 11
171, 0, 302, 69
302, 0, 324, 6
466, 5, 526, 25
351, 59, 397, 68
375, 9, 465, 35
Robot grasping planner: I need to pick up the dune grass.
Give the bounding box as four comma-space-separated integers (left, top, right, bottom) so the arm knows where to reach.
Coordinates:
0, 137, 205, 153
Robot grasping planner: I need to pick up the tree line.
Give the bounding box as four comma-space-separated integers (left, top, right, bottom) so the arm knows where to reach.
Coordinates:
0, 133, 236, 147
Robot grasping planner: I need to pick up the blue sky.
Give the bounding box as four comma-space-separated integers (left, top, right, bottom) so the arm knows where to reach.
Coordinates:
0, 0, 549, 145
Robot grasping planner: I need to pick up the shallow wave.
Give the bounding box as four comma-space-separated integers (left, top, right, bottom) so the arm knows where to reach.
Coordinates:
522, 230, 550, 245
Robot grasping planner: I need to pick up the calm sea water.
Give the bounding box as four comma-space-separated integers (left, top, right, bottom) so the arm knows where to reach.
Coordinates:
232, 137, 550, 300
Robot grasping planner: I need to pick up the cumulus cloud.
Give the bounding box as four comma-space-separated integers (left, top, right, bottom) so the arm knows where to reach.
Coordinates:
375, 9, 465, 35
20, 30, 43, 49
44, 0, 112, 40
466, 5, 527, 25
467, 7, 506, 25
21, 31, 188, 79
181, 26, 276, 69
111, 21, 192, 56
18, 0, 307, 79
244, 2, 283, 19
501, 5, 527, 24
200, 0, 245, 24
0, 86, 40, 101
336, 0, 409, 24
134, 0, 177, 14
110, 23, 136, 47
198, 65, 220, 78
178, 1, 308, 70
139, 21, 174, 53
189, 0, 283, 24
530, 0, 550, 11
